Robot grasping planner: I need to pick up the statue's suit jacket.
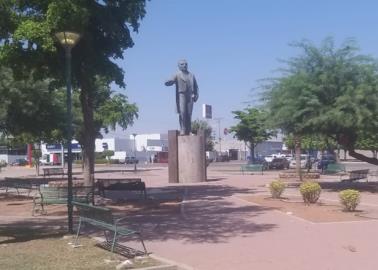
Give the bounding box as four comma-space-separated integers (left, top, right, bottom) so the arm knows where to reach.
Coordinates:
168, 72, 199, 114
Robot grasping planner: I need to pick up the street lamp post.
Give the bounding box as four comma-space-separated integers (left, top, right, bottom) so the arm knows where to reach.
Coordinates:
55, 31, 81, 234
132, 133, 137, 171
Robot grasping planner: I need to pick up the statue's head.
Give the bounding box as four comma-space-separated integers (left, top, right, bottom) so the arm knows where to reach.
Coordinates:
178, 60, 188, 72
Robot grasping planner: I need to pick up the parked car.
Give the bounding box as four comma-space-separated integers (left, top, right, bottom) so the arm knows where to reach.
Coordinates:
317, 155, 336, 170
10, 159, 28, 166
289, 155, 309, 169
268, 157, 290, 170
284, 155, 294, 162
125, 157, 139, 164
264, 155, 275, 163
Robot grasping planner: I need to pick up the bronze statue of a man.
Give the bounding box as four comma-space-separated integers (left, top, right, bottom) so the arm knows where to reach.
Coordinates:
165, 60, 199, 135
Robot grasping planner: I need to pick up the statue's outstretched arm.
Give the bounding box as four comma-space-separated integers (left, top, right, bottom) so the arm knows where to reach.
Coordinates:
165, 75, 176, 86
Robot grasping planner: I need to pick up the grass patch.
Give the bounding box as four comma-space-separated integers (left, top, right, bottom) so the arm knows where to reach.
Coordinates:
0, 227, 160, 269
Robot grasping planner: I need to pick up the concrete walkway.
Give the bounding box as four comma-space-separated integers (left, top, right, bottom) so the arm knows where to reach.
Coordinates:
136, 165, 378, 270
2, 163, 378, 269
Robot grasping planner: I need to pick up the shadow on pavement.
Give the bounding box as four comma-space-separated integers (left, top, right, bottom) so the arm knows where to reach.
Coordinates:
118, 184, 277, 244
318, 181, 378, 193
0, 224, 66, 244
0, 184, 278, 245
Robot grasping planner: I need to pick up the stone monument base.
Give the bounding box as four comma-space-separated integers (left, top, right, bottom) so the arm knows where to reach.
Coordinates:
168, 130, 206, 183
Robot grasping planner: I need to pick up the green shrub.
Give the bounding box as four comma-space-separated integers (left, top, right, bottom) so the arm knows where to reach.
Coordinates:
74, 160, 83, 165
269, 180, 286, 198
109, 159, 119, 164
95, 152, 106, 159
339, 189, 360, 211
95, 159, 108, 164
299, 182, 321, 204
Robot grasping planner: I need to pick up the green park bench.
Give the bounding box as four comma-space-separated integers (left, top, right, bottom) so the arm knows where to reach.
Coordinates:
0, 178, 49, 196
341, 169, 370, 183
324, 163, 346, 175
32, 185, 94, 215
240, 164, 264, 175
96, 178, 147, 199
73, 201, 147, 254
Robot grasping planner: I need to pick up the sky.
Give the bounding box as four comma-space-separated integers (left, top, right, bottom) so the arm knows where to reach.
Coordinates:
106, 0, 378, 139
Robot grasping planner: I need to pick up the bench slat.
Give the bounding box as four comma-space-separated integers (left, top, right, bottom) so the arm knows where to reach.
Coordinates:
72, 202, 147, 254
341, 169, 369, 182
32, 186, 94, 215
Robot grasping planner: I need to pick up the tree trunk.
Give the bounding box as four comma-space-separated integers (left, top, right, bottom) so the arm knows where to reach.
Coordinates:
294, 134, 302, 181
249, 142, 255, 163
372, 150, 377, 159
336, 147, 340, 163
35, 162, 39, 176
337, 134, 378, 165
79, 74, 96, 186
348, 149, 378, 165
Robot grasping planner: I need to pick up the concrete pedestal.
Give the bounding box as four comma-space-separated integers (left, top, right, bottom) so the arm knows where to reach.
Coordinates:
168, 130, 179, 183
168, 130, 206, 183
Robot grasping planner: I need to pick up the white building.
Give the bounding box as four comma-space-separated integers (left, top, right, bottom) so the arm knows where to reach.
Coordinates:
40, 134, 169, 164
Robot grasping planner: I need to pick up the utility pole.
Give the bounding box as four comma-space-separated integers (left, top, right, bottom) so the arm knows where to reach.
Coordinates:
132, 133, 137, 171
213, 117, 223, 154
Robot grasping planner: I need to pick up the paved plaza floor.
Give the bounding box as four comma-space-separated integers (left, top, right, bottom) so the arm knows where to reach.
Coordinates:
1, 162, 378, 269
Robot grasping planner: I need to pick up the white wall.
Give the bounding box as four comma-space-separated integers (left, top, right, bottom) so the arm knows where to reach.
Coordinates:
95, 138, 115, 152
0, 154, 27, 164
129, 134, 163, 151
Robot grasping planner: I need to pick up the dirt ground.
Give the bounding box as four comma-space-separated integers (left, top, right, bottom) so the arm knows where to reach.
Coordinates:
240, 195, 372, 223
0, 192, 182, 218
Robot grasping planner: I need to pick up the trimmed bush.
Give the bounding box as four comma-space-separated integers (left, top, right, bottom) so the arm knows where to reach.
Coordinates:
74, 160, 83, 165
95, 159, 108, 164
339, 189, 360, 211
109, 159, 120, 164
269, 180, 286, 198
299, 182, 321, 204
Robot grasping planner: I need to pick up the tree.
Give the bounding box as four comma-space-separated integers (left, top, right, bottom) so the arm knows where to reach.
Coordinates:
355, 132, 378, 159
71, 77, 138, 161
264, 38, 378, 170
284, 134, 337, 153
230, 108, 274, 162
0, 67, 66, 142
264, 71, 320, 178
0, 1, 147, 185
103, 150, 115, 163
191, 119, 214, 151
32, 149, 42, 176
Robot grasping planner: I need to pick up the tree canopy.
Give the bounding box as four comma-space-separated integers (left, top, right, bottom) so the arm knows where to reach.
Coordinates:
191, 119, 214, 151
0, 67, 66, 143
0, 0, 147, 184
264, 38, 378, 165
230, 108, 274, 161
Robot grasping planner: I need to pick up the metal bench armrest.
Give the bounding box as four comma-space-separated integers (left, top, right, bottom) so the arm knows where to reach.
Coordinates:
115, 217, 128, 225
33, 194, 41, 203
